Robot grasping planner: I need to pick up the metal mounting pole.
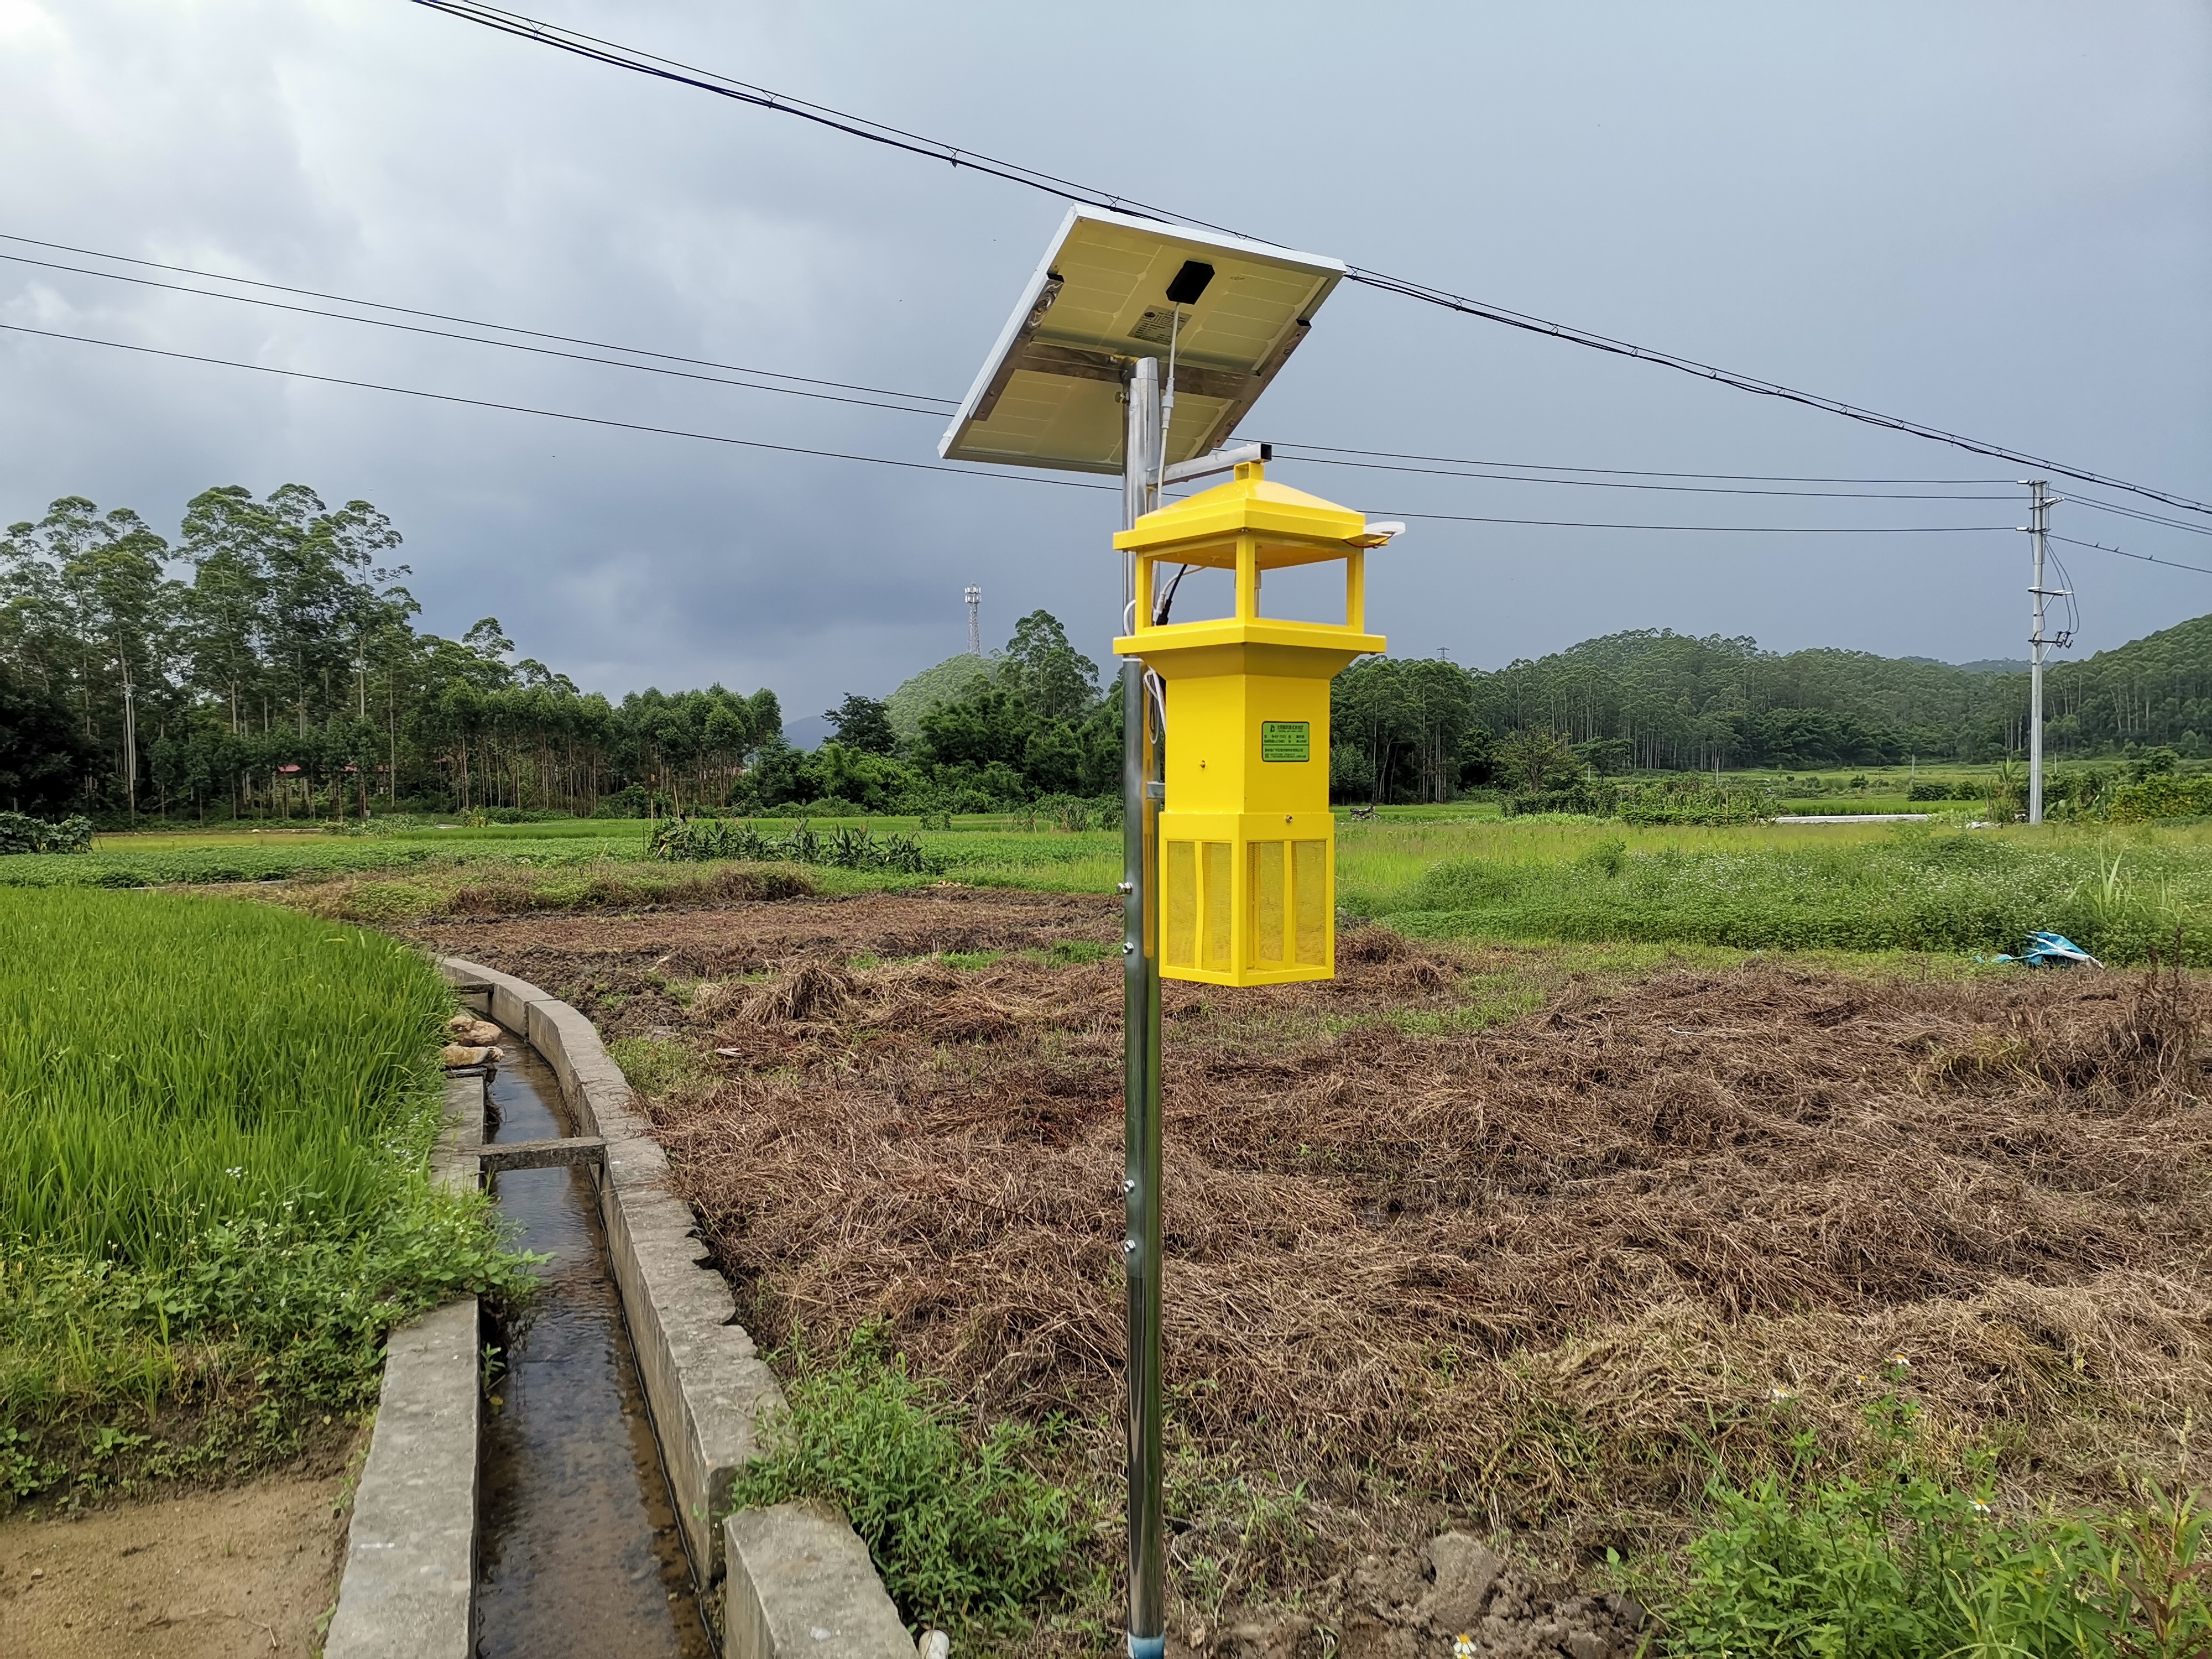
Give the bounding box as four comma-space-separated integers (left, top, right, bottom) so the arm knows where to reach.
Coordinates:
1119, 355, 1165, 1659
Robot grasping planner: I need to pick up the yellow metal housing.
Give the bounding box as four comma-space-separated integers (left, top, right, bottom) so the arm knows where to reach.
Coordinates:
1113, 462, 1389, 985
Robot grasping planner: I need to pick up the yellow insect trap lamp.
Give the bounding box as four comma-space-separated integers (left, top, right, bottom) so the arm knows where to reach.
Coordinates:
1114, 461, 1395, 986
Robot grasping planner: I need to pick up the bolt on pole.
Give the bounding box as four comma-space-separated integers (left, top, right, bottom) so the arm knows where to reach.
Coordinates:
1119, 354, 1166, 1659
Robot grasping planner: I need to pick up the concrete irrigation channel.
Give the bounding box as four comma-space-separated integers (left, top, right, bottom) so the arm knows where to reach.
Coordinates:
321, 960, 915, 1659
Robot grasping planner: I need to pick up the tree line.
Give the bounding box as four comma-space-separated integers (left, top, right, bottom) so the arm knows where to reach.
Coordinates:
0, 486, 1117, 822
0, 487, 792, 821
7, 484, 2201, 821
1329, 618, 2211, 804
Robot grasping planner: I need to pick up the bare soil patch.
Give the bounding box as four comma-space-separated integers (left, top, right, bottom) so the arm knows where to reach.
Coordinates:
419, 891, 2212, 1655
0, 1462, 356, 1658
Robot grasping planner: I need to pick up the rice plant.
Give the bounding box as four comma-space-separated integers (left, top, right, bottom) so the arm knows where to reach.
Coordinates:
0, 888, 453, 1265
0, 887, 532, 1501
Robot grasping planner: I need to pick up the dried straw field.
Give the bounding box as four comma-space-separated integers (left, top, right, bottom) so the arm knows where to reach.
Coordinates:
410, 889, 2212, 1652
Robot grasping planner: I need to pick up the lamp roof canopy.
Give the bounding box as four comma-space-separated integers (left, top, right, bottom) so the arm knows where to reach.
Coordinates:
1113, 462, 1388, 571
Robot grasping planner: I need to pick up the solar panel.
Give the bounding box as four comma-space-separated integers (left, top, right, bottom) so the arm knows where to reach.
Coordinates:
938, 207, 1347, 475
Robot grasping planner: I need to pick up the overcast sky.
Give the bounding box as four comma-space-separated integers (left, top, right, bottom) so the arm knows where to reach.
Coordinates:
4, 1, 2207, 718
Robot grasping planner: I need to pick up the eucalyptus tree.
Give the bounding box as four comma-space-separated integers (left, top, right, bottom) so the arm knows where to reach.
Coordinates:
1, 496, 182, 811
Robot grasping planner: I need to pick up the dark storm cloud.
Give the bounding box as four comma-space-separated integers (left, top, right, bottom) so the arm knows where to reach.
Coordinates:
2, 0, 2206, 712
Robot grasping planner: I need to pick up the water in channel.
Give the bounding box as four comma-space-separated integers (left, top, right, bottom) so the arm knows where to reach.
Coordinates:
473, 1029, 715, 1659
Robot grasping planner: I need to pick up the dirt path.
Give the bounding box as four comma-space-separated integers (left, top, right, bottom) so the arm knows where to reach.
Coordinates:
0, 1468, 354, 1658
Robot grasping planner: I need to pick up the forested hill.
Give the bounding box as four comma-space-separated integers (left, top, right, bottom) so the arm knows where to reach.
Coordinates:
2041, 612, 2212, 757
1332, 615, 2210, 802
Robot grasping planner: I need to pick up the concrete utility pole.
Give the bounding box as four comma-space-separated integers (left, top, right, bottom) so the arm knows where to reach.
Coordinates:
964, 585, 982, 656
2022, 479, 2067, 823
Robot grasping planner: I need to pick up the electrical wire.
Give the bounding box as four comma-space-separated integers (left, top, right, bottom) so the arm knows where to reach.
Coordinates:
404, 0, 2212, 519
0, 230, 2134, 507
0, 249, 953, 419
1265, 440, 2011, 485
1374, 508, 2013, 533
13, 321, 2194, 580
9, 318, 2200, 562
0, 321, 1114, 493
2062, 492, 2212, 538
2042, 542, 2081, 645
2049, 534, 2212, 580
0, 232, 956, 406
1269, 448, 2016, 502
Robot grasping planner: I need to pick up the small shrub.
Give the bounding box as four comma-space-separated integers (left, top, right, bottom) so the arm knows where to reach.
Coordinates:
726, 1329, 1077, 1625
1576, 836, 1629, 879
2109, 773, 2212, 823
0, 812, 93, 854
649, 817, 941, 874
1402, 858, 1522, 910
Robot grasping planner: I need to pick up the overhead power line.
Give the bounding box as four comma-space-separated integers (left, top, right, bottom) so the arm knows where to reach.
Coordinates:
0, 322, 1110, 493
1272, 449, 2016, 503
0, 231, 955, 407
0, 231, 2044, 502
1379, 509, 2012, 534
8, 257, 2203, 580
2, 321, 2038, 538
2062, 492, 2212, 538
405, 0, 2212, 519
0, 253, 951, 425
0, 249, 951, 419
2050, 535, 2212, 580
1268, 440, 2011, 486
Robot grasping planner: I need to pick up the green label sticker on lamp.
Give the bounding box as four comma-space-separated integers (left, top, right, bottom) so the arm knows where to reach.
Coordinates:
1260, 721, 1311, 763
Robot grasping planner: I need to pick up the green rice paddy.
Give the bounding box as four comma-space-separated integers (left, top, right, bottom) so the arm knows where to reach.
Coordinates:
0, 889, 451, 1260
0, 888, 531, 1505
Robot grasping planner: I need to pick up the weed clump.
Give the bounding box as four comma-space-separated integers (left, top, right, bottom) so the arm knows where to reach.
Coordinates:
726, 1328, 1078, 1627
1671, 1401, 2212, 1656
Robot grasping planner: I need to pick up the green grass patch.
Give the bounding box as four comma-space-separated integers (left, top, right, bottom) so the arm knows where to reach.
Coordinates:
1664, 1403, 2212, 1656
0, 888, 533, 1507
940, 949, 1005, 971
1350, 823, 2212, 965
0, 839, 452, 888
726, 1328, 1082, 1632
606, 1034, 714, 1103
1021, 940, 1119, 967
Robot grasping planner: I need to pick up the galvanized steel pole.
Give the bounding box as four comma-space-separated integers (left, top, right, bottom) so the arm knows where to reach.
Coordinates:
1119, 355, 1166, 1658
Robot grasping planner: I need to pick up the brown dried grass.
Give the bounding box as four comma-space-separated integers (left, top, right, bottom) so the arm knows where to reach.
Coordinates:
434, 894, 2211, 1565
291, 858, 813, 921
646, 940, 2211, 1531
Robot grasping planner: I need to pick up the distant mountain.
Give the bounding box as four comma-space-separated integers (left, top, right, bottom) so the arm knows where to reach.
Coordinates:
1446, 615, 2208, 764
1900, 655, 2023, 674
780, 713, 833, 752
2038, 611, 2212, 755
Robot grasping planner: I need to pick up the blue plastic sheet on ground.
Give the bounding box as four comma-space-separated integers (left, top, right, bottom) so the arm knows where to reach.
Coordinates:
1983, 930, 2104, 968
